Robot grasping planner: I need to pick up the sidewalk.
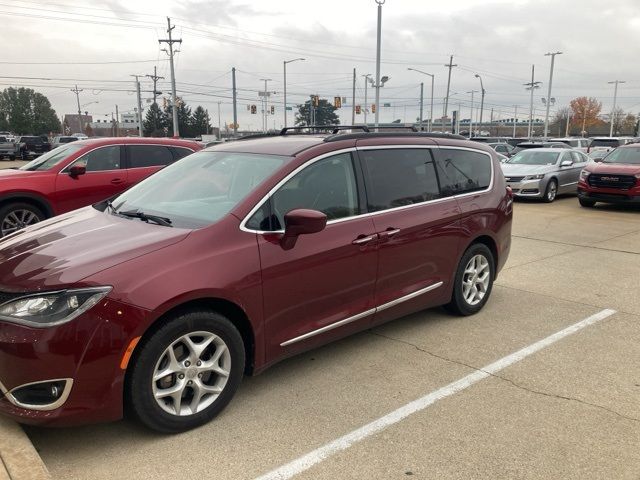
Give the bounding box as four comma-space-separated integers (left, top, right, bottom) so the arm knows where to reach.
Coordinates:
0, 417, 50, 480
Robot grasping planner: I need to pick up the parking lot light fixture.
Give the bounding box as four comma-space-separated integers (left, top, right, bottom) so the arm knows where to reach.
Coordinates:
284, 58, 305, 128
543, 51, 563, 139
475, 74, 485, 136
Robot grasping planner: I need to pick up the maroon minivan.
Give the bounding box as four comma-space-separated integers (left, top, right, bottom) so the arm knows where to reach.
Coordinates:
0, 130, 512, 432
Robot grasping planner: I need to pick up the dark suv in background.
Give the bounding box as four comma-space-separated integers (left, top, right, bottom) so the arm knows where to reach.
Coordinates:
15, 135, 51, 159
0, 128, 512, 432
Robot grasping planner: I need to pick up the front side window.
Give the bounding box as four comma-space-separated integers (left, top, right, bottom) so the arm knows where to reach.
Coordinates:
70, 146, 121, 172
360, 148, 441, 212
111, 151, 286, 229
437, 149, 492, 195
128, 145, 174, 168
19, 144, 85, 171
247, 152, 359, 231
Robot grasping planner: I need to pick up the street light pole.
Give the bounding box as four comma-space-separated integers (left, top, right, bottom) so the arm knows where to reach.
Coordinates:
362, 74, 372, 124
283, 58, 305, 128
467, 90, 477, 138
407, 68, 434, 132
608, 80, 625, 137
419, 82, 424, 129
543, 51, 563, 139
475, 74, 485, 136
374, 0, 384, 128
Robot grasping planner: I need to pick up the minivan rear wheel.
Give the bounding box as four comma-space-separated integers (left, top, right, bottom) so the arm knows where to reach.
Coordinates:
445, 243, 495, 316
127, 310, 245, 433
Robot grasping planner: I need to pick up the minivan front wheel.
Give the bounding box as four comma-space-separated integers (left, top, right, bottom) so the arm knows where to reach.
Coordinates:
128, 310, 245, 433
446, 243, 495, 316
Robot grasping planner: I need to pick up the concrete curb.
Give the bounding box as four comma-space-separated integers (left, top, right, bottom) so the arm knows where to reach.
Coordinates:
0, 417, 50, 480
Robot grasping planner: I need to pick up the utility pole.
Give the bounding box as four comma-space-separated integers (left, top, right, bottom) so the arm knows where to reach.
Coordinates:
158, 17, 182, 138
115, 105, 119, 137
362, 74, 372, 124
524, 65, 542, 139
351, 68, 356, 125
146, 67, 164, 106
419, 82, 424, 129
467, 90, 477, 138
71, 85, 83, 133
513, 105, 518, 137
608, 80, 625, 137
217, 102, 222, 139
260, 78, 272, 133
283, 58, 304, 128
443, 55, 457, 131
232, 67, 238, 136
565, 109, 570, 137
543, 51, 562, 139
475, 74, 485, 136
131, 75, 144, 137
374, 0, 384, 128
490, 108, 494, 136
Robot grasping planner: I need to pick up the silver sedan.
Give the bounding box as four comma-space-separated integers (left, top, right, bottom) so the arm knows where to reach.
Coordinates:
501, 148, 590, 202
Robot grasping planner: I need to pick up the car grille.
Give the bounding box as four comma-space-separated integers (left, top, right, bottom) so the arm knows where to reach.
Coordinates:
588, 174, 637, 190
504, 176, 525, 182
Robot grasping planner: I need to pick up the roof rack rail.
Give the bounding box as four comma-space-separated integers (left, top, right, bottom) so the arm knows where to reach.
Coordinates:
236, 133, 278, 141
279, 125, 370, 135
323, 131, 467, 142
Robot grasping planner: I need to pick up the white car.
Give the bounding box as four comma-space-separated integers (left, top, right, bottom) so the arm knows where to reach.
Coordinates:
550, 137, 591, 153
588, 137, 634, 154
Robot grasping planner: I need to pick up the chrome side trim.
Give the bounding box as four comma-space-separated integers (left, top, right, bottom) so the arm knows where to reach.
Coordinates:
560, 181, 578, 187
280, 281, 444, 347
376, 281, 444, 313
5, 378, 74, 411
280, 309, 375, 347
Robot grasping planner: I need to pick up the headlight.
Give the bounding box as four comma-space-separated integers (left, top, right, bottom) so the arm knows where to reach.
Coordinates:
0, 287, 111, 328
522, 174, 545, 181
580, 169, 591, 181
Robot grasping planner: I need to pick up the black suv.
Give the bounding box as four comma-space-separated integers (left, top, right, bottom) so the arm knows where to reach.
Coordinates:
16, 135, 51, 159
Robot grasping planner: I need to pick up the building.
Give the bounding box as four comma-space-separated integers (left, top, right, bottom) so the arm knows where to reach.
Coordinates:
63, 114, 93, 134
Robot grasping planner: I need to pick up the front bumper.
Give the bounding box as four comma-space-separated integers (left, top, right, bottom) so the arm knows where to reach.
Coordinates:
505, 179, 544, 198
578, 189, 640, 205
0, 297, 149, 426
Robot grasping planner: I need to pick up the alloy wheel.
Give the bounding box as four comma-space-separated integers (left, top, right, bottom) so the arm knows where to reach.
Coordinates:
461, 254, 490, 306
1, 209, 41, 236
152, 331, 231, 416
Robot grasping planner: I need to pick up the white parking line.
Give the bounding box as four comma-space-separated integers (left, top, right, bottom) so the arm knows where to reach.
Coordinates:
255, 308, 616, 480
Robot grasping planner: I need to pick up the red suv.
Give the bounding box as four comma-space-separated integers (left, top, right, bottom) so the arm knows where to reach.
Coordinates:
0, 137, 201, 236
0, 130, 512, 432
578, 142, 640, 207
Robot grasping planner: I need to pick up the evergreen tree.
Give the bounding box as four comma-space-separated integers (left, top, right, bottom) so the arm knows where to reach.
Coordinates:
295, 99, 340, 126
143, 103, 166, 137
190, 106, 211, 136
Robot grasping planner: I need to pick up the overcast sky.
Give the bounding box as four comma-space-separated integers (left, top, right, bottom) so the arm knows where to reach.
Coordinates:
2, 0, 639, 131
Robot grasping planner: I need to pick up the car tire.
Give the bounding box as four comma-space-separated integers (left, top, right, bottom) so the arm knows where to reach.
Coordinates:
445, 243, 495, 316
579, 198, 596, 208
0, 202, 45, 237
127, 309, 245, 433
543, 179, 558, 203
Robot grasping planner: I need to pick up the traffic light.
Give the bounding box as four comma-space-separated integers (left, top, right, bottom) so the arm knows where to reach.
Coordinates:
355, 105, 361, 115
371, 103, 376, 113
334, 96, 342, 108
250, 105, 257, 114
270, 105, 275, 114
312, 95, 319, 107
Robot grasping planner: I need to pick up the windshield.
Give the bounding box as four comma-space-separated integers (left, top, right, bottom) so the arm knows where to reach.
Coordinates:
507, 150, 560, 165
602, 147, 640, 165
591, 139, 623, 147
19, 143, 84, 171
109, 151, 287, 229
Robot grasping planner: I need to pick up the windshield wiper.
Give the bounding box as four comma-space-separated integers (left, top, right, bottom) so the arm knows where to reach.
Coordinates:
116, 209, 173, 227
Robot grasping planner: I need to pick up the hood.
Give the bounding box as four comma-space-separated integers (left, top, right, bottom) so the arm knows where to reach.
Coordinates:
0, 169, 43, 179
0, 207, 190, 291
586, 162, 640, 175
500, 163, 558, 176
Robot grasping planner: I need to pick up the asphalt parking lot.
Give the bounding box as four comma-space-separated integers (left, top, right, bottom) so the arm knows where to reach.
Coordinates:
23, 196, 640, 479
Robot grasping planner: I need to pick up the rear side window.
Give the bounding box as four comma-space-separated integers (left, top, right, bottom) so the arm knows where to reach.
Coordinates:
128, 145, 174, 168
591, 139, 622, 147
360, 148, 441, 212
170, 147, 194, 161
436, 149, 492, 196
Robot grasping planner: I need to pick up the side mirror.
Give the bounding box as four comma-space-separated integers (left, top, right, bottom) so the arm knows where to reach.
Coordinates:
593, 157, 603, 163
560, 160, 573, 167
69, 165, 86, 177
280, 209, 327, 250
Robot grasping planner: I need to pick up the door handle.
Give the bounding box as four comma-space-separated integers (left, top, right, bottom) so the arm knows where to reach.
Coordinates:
110, 178, 125, 185
382, 228, 401, 237
352, 235, 376, 245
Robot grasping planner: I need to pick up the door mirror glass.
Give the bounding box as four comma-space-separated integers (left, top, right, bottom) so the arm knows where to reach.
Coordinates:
69, 165, 86, 177
560, 159, 573, 167
280, 209, 327, 250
